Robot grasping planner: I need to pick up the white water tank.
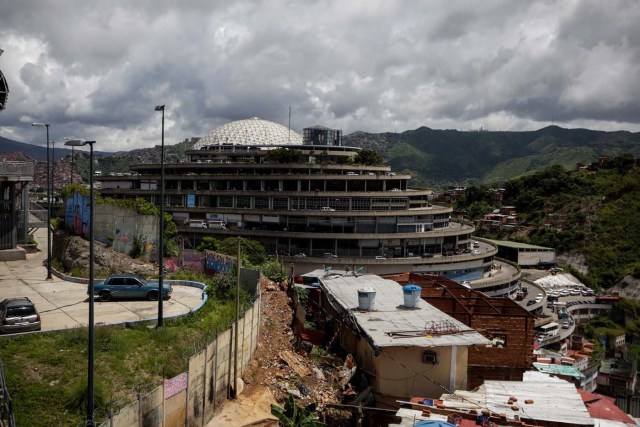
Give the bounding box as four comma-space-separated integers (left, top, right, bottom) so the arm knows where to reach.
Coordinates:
357, 287, 377, 311
403, 284, 422, 308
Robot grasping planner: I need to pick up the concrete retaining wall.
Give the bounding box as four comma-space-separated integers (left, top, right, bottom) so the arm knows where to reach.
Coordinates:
94, 205, 158, 257
99, 296, 261, 427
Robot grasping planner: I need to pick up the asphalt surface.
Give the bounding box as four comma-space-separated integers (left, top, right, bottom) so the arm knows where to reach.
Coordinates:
0, 228, 205, 333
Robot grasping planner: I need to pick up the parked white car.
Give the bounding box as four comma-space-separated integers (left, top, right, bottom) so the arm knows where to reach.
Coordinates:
189, 219, 207, 228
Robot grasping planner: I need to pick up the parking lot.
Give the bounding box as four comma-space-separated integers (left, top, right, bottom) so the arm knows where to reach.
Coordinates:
0, 229, 205, 333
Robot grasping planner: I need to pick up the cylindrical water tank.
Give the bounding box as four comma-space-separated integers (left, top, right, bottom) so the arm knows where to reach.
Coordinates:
403, 284, 422, 308
357, 287, 377, 311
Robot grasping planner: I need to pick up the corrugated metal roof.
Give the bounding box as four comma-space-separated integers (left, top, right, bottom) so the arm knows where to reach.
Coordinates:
483, 381, 592, 425
533, 362, 585, 379
522, 370, 568, 383
441, 380, 593, 425
317, 273, 490, 349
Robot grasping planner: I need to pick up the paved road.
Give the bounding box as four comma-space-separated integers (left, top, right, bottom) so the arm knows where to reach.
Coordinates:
0, 228, 205, 332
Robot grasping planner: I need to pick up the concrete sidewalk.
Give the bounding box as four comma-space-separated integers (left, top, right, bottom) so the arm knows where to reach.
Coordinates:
0, 228, 204, 332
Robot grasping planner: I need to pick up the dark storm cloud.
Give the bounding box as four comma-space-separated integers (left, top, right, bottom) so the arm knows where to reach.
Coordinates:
1, 0, 640, 151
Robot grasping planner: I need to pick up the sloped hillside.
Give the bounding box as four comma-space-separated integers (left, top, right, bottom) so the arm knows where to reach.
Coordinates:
343, 125, 640, 187
461, 158, 640, 288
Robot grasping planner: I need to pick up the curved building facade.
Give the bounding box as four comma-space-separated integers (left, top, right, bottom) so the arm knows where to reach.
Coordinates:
98, 118, 519, 295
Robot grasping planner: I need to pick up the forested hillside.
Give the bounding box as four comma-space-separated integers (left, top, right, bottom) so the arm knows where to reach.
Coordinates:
456, 156, 640, 288
344, 126, 640, 187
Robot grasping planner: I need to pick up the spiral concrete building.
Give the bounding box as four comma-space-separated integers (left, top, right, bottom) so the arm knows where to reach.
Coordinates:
99, 118, 520, 295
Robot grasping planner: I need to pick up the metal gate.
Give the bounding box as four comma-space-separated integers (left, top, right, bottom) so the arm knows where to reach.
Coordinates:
0, 182, 16, 250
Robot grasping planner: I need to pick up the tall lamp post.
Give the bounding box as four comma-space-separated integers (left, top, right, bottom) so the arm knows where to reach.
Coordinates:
31, 122, 53, 280
51, 140, 55, 201
64, 138, 96, 426
70, 146, 75, 184
155, 105, 165, 328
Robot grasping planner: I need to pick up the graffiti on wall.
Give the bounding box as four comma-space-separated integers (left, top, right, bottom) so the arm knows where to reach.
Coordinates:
65, 192, 90, 237
204, 250, 235, 273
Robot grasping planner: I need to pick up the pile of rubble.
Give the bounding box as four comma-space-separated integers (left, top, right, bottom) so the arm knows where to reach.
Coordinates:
242, 278, 352, 414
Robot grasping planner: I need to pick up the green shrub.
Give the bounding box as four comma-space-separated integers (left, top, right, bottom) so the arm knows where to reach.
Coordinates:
262, 258, 286, 282
63, 379, 108, 417
129, 234, 145, 258
197, 236, 218, 252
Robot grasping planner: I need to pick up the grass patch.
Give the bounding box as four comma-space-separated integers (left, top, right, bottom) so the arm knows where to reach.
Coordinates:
0, 280, 252, 426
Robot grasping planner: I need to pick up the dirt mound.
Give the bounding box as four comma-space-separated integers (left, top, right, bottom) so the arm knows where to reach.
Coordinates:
54, 230, 157, 278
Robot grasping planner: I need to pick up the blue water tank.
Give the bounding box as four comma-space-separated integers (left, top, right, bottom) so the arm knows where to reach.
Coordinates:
403, 284, 422, 308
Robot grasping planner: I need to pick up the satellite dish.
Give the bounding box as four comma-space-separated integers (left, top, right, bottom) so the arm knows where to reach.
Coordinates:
353, 267, 364, 276
0, 69, 8, 112
324, 266, 333, 275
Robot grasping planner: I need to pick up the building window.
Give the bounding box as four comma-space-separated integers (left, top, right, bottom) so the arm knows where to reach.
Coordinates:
273, 197, 288, 210
219, 196, 233, 208
291, 196, 304, 210
169, 195, 183, 206
255, 197, 269, 209
485, 331, 507, 348
236, 196, 251, 209
352, 198, 370, 211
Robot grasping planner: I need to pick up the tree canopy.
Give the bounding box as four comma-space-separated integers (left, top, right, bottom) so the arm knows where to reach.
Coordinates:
353, 149, 384, 166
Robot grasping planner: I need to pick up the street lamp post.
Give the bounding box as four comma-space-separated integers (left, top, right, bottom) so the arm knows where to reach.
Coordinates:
64, 138, 96, 426
51, 140, 55, 202
31, 122, 53, 280
155, 105, 165, 328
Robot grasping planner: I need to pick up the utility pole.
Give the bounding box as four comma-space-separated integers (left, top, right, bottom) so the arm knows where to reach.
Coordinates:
155, 104, 165, 328
233, 237, 241, 398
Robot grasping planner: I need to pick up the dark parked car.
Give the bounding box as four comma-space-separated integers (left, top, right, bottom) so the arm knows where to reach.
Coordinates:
422, 253, 434, 258
0, 297, 41, 334
92, 274, 172, 302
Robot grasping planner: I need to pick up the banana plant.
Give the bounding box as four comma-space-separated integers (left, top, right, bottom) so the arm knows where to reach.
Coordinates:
270, 395, 326, 426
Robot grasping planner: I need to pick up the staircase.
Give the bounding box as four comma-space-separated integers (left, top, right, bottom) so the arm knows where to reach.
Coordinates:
28, 201, 48, 229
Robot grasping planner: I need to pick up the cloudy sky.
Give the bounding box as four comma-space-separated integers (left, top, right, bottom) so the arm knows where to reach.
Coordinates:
0, 0, 639, 152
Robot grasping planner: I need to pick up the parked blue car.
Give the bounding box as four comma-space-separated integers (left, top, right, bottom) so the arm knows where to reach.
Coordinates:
91, 274, 172, 302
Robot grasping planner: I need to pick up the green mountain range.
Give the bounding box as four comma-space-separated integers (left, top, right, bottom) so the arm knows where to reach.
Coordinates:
342, 125, 640, 187
3, 126, 640, 188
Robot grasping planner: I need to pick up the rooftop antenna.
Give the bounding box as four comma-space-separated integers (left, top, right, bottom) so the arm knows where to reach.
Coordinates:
288, 106, 291, 143
323, 266, 333, 277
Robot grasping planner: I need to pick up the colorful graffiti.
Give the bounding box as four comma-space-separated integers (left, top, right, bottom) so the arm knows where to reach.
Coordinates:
65, 192, 90, 237
204, 250, 235, 273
